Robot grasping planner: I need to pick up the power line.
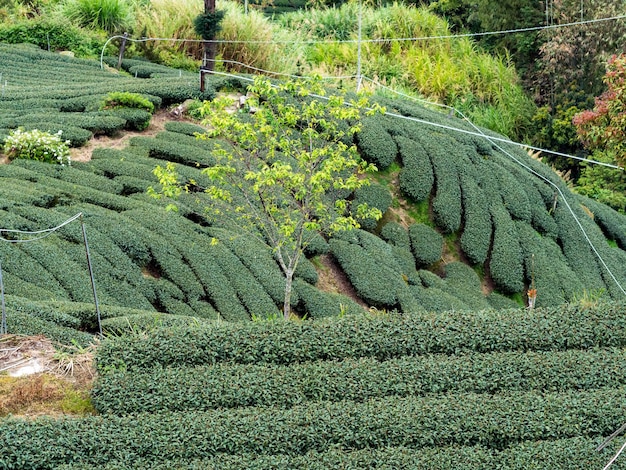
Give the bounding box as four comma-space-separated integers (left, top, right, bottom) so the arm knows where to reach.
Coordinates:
362, 77, 624, 171
100, 12, 626, 49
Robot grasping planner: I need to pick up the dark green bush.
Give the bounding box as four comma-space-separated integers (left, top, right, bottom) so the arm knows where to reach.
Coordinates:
93, 347, 626, 415
129, 136, 216, 167
416, 131, 461, 233
411, 285, 470, 312
351, 183, 391, 231
329, 238, 403, 308
164, 121, 206, 136
458, 169, 491, 265
102, 313, 212, 336
443, 262, 490, 310
3, 387, 626, 468
6, 311, 94, 348
408, 223, 443, 267
554, 203, 606, 292
356, 115, 397, 170
380, 222, 410, 249
95, 300, 626, 370
102, 108, 152, 131
489, 204, 524, 294
396, 135, 434, 202
294, 279, 363, 319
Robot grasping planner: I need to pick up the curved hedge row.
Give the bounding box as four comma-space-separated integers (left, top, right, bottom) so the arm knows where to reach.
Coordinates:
458, 168, 492, 265
396, 135, 434, 202
95, 300, 626, 370
408, 223, 443, 267
351, 183, 392, 231
51, 437, 621, 470
3, 387, 625, 468
92, 347, 626, 414
329, 238, 403, 308
356, 114, 397, 169
489, 204, 524, 293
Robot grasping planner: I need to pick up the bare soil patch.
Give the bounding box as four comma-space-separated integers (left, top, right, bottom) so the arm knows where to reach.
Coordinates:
0, 335, 95, 417
70, 109, 175, 162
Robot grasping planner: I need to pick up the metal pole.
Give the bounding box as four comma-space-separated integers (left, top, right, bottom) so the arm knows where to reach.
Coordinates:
80, 214, 102, 338
117, 32, 129, 70
0, 260, 6, 335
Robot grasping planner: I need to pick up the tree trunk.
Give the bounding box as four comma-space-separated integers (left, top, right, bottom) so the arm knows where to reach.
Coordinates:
283, 270, 293, 320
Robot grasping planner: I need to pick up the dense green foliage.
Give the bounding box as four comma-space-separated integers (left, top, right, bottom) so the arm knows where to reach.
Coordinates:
95, 301, 626, 370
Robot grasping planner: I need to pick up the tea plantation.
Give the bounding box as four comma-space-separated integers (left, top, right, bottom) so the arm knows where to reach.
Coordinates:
2, 44, 626, 468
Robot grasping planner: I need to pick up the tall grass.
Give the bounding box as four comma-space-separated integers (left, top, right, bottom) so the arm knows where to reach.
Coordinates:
133, 0, 203, 66
279, 1, 536, 140
58, 0, 134, 33
217, 1, 303, 75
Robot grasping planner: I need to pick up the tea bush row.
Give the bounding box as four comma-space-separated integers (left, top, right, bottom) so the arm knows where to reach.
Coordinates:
396, 135, 434, 202
329, 238, 405, 307
101, 312, 215, 336
129, 136, 217, 167
351, 183, 392, 230
2, 387, 625, 468
356, 114, 397, 170
489, 204, 525, 293
50, 438, 620, 470
458, 169, 491, 265
93, 347, 626, 414
408, 223, 443, 267
95, 300, 626, 370
416, 131, 461, 233
5, 310, 94, 349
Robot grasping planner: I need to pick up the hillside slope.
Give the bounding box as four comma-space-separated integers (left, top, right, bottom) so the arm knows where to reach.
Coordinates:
1, 44, 626, 341
3, 303, 626, 468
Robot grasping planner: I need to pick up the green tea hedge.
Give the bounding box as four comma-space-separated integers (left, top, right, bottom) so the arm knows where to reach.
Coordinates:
95, 300, 626, 370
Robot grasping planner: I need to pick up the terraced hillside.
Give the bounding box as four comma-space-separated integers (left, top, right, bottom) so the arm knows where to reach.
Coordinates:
3, 303, 626, 468
2, 43, 626, 339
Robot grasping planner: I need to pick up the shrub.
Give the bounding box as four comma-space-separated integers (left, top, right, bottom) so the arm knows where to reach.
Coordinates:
489, 204, 524, 294
164, 121, 206, 136
356, 115, 397, 170
102, 108, 152, 131
329, 238, 402, 308
418, 131, 462, 233
396, 135, 434, 202
458, 167, 491, 265
92, 347, 626, 415
4, 388, 625, 467
295, 279, 364, 319
3, 128, 71, 165
94, 299, 626, 370
408, 223, 443, 267
380, 222, 410, 249
59, 0, 134, 33
351, 183, 392, 231
100, 92, 155, 114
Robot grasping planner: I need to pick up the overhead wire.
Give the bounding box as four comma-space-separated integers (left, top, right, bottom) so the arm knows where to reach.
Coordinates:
0, 213, 82, 243
99, 12, 626, 49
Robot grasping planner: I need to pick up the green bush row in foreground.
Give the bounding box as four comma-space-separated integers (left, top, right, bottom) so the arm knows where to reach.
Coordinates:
96, 300, 626, 370
51, 436, 621, 470
93, 347, 626, 414
2, 387, 625, 469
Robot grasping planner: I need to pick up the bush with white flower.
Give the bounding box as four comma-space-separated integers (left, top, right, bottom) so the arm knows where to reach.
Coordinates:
3, 128, 71, 166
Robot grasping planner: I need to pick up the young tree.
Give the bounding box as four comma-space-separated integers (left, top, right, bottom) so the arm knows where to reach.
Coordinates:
151, 77, 383, 319
573, 54, 626, 211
